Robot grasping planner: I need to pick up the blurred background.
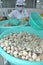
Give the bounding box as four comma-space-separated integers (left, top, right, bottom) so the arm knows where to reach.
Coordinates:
0, 0, 43, 16
0, 0, 43, 65
0, 0, 43, 8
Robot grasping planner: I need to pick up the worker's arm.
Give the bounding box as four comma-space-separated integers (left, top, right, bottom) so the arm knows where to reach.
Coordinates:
7, 10, 16, 19
21, 8, 29, 22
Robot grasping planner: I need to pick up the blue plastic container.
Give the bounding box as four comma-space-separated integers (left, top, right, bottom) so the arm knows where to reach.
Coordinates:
0, 20, 9, 26
0, 18, 21, 27
0, 18, 29, 27
0, 27, 14, 34
0, 26, 43, 65
9, 18, 21, 26
29, 12, 43, 30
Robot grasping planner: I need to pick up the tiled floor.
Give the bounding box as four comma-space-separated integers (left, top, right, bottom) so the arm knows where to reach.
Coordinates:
0, 55, 10, 65
0, 55, 4, 65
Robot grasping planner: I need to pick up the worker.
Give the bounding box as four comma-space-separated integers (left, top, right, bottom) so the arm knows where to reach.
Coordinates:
8, 0, 29, 25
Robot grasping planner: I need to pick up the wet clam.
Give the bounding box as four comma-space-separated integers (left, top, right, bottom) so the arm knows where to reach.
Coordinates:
0, 32, 43, 61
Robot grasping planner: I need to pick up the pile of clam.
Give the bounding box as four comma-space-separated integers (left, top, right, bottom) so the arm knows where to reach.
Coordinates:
0, 32, 43, 61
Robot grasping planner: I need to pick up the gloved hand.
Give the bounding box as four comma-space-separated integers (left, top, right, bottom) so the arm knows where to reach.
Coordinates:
21, 17, 29, 22
19, 17, 29, 25
0, 17, 3, 20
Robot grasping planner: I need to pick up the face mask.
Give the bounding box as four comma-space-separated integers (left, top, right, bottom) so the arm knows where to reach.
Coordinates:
17, 7, 23, 11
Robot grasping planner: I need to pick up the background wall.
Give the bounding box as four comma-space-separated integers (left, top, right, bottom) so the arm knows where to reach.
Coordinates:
36, 0, 43, 8
0, 0, 43, 8
1, 0, 36, 8
2, 0, 16, 8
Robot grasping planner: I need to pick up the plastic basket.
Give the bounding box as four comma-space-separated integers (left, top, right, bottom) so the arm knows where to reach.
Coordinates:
0, 18, 29, 27
0, 18, 21, 27
9, 18, 21, 26
0, 27, 14, 34
29, 12, 43, 30
0, 26, 43, 65
0, 20, 9, 26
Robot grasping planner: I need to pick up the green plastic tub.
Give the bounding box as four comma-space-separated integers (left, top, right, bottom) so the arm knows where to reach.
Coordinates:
0, 27, 14, 34
29, 12, 43, 30
9, 18, 21, 26
0, 26, 43, 65
0, 18, 29, 27
0, 18, 21, 27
